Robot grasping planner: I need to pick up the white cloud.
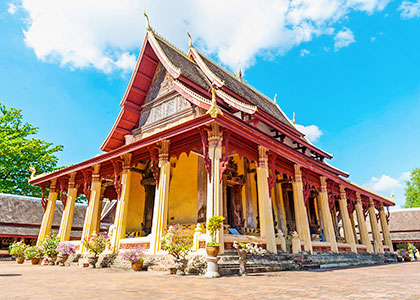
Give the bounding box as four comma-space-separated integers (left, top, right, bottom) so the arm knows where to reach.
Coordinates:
7, 3, 18, 14
366, 174, 403, 193
399, 172, 411, 181
295, 124, 323, 143
334, 28, 355, 51
370, 36, 376, 42
300, 49, 310, 57
17, 0, 390, 73
399, 1, 420, 19
364, 172, 411, 208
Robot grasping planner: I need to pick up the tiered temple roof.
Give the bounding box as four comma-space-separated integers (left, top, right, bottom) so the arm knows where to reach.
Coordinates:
29, 26, 394, 207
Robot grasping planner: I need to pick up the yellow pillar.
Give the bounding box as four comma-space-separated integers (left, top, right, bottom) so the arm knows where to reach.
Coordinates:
338, 185, 357, 253
354, 193, 373, 253
58, 172, 78, 242
80, 164, 102, 253
112, 154, 132, 252
150, 140, 171, 254
292, 164, 312, 253
36, 179, 58, 246
318, 176, 338, 252
349, 212, 358, 244
256, 146, 277, 254
205, 124, 224, 253
368, 198, 384, 253
379, 203, 394, 252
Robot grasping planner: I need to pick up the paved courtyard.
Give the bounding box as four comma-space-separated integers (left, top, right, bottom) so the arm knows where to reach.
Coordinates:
0, 261, 419, 300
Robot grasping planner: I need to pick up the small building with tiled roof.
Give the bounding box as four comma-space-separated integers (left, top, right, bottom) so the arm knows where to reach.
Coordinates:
388, 208, 420, 248
0, 193, 86, 256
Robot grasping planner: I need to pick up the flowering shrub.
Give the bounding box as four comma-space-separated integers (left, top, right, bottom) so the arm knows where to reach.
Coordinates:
24, 246, 44, 260
42, 232, 60, 257
161, 224, 193, 260
56, 242, 77, 256
83, 233, 110, 256
233, 241, 267, 256
9, 241, 28, 258
397, 249, 410, 259
206, 216, 225, 246
123, 246, 145, 263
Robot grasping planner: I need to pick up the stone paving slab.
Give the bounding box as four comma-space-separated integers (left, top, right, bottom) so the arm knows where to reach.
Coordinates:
0, 261, 419, 300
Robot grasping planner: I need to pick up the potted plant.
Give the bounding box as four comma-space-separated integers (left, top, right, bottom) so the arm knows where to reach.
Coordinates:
122, 246, 145, 271
42, 232, 60, 265
24, 246, 44, 265
161, 224, 194, 275
56, 242, 76, 266
233, 241, 266, 276
83, 232, 110, 268
9, 241, 28, 264
206, 216, 225, 257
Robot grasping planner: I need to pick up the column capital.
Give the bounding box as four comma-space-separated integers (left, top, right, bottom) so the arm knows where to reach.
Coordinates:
355, 192, 362, 203
49, 178, 57, 192
294, 164, 302, 183
258, 145, 268, 169
68, 172, 77, 189
121, 153, 132, 171
320, 176, 327, 192
368, 197, 375, 207
92, 164, 101, 182
208, 123, 223, 149
339, 184, 346, 198
157, 140, 170, 163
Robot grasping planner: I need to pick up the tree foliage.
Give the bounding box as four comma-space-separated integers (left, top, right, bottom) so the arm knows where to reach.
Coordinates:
404, 168, 420, 208
0, 102, 63, 197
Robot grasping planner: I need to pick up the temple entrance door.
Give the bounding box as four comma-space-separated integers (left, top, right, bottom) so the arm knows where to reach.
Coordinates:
226, 185, 243, 232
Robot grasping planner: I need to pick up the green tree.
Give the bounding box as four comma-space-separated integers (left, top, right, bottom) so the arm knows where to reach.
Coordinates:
0, 102, 63, 197
404, 168, 420, 208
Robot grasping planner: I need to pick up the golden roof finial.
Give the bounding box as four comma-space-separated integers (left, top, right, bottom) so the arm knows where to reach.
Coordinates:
187, 31, 193, 48
144, 11, 151, 31
292, 112, 296, 124
206, 84, 223, 118
391, 193, 395, 200
274, 94, 277, 103
29, 165, 36, 179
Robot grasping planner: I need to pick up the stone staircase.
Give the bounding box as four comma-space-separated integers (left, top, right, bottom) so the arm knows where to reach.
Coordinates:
218, 251, 299, 276
291, 254, 320, 270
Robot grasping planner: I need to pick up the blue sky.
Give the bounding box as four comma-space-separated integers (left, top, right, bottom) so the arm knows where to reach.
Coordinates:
1, 0, 420, 207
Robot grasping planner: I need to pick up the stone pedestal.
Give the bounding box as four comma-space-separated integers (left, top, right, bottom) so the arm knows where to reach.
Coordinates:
204, 255, 220, 278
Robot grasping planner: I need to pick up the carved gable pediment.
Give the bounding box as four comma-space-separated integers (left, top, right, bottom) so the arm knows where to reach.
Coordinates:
130, 63, 203, 140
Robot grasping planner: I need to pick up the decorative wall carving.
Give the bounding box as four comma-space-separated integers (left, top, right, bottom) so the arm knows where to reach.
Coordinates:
136, 64, 194, 135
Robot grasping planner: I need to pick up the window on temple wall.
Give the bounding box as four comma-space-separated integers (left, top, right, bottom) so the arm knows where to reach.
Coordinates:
306, 191, 322, 240
140, 161, 156, 236
222, 157, 245, 233
282, 182, 296, 233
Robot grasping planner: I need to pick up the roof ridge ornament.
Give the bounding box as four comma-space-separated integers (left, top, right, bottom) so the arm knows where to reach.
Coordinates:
273, 94, 277, 104
144, 11, 152, 32
187, 31, 193, 48
206, 84, 223, 118
292, 112, 296, 124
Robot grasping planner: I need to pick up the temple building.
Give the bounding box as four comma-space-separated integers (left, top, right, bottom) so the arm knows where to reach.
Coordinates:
29, 19, 395, 257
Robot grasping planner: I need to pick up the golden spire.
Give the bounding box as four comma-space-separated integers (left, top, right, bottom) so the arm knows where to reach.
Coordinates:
144, 11, 151, 31
273, 94, 277, 103
187, 31, 193, 48
391, 193, 395, 200
206, 84, 223, 118
292, 112, 296, 124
